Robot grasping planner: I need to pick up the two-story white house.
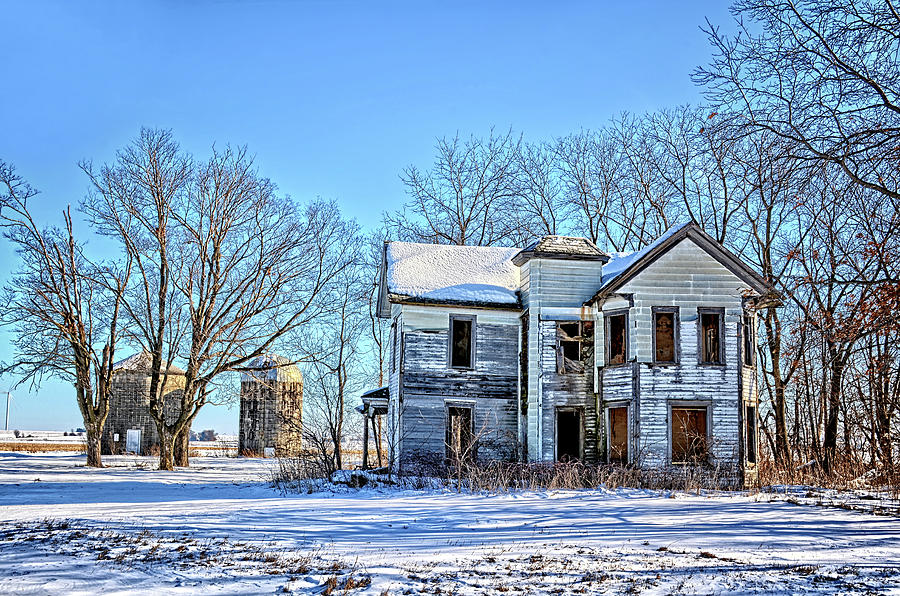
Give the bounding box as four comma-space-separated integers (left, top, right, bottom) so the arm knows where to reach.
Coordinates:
372, 223, 776, 484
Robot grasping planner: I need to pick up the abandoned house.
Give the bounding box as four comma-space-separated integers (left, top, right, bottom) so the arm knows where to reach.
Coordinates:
238, 354, 303, 457
371, 222, 776, 484
102, 351, 185, 455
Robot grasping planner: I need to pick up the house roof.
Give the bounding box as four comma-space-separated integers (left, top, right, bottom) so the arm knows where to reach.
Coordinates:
241, 354, 303, 384
113, 351, 185, 375
586, 222, 775, 305
381, 241, 522, 311
512, 236, 609, 266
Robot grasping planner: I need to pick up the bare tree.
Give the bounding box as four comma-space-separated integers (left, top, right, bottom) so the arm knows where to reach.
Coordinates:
83, 129, 352, 469
697, 0, 900, 204
302, 230, 368, 471
0, 161, 130, 467
386, 129, 522, 246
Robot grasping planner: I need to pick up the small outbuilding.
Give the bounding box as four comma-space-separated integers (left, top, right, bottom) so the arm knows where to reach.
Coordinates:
239, 354, 303, 457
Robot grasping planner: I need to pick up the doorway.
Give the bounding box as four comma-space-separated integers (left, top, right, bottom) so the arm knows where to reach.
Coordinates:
556, 408, 582, 461
608, 406, 628, 463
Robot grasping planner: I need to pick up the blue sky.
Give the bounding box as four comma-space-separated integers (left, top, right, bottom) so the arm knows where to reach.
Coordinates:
0, 1, 733, 434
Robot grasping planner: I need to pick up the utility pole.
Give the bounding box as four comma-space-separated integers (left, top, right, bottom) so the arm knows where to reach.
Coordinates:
5, 392, 10, 431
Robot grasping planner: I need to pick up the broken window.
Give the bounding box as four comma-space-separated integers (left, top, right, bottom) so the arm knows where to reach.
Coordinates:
608, 406, 628, 463
746, 405, 757, 464
449, 315, 475, 368
556, 321, 593, 374
606, 312, 627, 366
699, 309, 723, 364
671, 407, 708, 463
446, 406, 473, 461
653, 308, 678, 364
742, 314, 755, 367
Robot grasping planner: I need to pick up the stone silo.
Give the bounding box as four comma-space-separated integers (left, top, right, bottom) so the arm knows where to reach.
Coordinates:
102, 351, 185, 455
239, 354, 303, 457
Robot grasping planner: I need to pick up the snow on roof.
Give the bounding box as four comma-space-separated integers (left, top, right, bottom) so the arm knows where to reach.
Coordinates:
113, 351, 186, 375
512, 236, 609, 265
600, 223, 692, 289
386, 242, 521, 306
241, 354, 303, 384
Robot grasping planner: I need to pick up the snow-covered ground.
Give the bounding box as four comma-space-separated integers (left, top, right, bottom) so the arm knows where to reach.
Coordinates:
1, 453, 899, 594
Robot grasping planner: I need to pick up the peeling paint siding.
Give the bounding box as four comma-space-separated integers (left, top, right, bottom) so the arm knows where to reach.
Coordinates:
538, 320, 598, 462
525, 258, 603, 462
609, 238, 746, 469
395, 305, 520, 466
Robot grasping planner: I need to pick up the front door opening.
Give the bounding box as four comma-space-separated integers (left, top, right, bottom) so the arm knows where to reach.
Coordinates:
556, 409, 582, 461
446, 406, 473, 461
608, 406, 628, 463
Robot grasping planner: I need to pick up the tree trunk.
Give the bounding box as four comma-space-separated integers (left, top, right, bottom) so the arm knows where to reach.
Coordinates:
822, 347, 844, 474
174, 426, 191, 467
158, 428, 176, 471
85, 424, 103, 468
763, 307, 790, 465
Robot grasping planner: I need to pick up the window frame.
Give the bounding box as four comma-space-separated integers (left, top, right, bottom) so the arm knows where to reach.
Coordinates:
668, 401, 712, 464
448, 314, 477, 369
742, 313, 756, 368
604, 309, 629, 368
745, 404, 758, 465
651, 306, 680, 365
697, 307, 726, 366
390, 318, 398, 373
556, 320, 593, 375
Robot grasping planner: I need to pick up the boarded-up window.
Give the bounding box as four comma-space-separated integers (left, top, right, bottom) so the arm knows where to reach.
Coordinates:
671, 407, 708, 462
449, 316, 475, 368
608, 406, 628, 463
742, 314, 754, 367
653, 309, 677, 364
607, 313, 627, 366
446, 406, 473, 461
699, 310, 723, 364
556, 321, 593, 374
746, 405, 757, 464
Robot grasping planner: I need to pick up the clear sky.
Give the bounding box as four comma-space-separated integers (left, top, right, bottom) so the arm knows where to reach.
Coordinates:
0, 1, 734, 434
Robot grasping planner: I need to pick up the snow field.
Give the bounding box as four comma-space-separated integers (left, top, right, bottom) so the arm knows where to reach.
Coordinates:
1, 452, 899, 594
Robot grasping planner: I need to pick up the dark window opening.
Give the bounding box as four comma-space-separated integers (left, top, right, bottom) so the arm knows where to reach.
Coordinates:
556, 321, 593, 374
654, 311, 676, 363
700, 311, 722, 364
672, 407, 708, 463
742, 314, 755, 367
449, 316, 474, 368
556, 409, 582, 461
746, 405, 757, 464
446, 406, 473, 461
608, 406, 628, 464
391, 320, 398, 373
607, 313, 627, 366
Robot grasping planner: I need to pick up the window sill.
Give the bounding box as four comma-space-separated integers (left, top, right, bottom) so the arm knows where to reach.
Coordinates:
602, 362, 630, 369
697, 362, 727, 367
650, 361, 679, 367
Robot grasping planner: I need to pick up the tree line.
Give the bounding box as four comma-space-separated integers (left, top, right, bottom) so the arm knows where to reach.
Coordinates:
1, 0, 897, 478
384, 0, 900, 477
